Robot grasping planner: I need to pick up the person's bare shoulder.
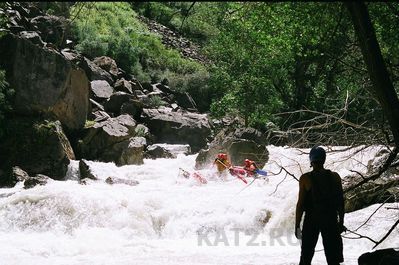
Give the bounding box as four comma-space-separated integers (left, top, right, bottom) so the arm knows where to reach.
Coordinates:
299, 172, 312, 190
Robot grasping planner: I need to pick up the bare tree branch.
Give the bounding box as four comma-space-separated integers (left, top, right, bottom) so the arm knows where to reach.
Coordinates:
373, 218, 399, 249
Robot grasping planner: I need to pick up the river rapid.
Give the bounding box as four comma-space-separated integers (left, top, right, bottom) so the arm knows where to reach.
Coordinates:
0, 145, 398, 265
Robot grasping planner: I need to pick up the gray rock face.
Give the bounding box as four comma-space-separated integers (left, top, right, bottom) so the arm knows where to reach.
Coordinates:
111, 137, 147, 166
30, 15, 69, 47
91, 110, 110, 122
0, 119, 75, 181
93, 56, 119, 78
195, 127, 269, 170
146, 144, 176, 159
120, 100, 144, 120
104, 92, 135, 114
141, 107, 211, 152
114, 78, 133, 94
82, 57, 114, 84
90, 80, 114, 101
17, 30, 44, 46
78, 114, 146, 165
0, 33, 90, 130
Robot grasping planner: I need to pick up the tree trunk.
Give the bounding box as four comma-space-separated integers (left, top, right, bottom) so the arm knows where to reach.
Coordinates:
346, 2, 399, 146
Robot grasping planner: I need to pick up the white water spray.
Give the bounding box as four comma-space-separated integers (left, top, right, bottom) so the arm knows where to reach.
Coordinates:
0, 145, 398, 265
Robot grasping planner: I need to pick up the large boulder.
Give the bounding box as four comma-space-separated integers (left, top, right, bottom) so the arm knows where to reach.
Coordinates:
141, 107, 211, 152
17, 31, 45, 46
104, 92, 135, 115
114, 78, 134, 94
195, 127, 269, 169
81, 57, 114, 84
358, 248, 399, 265
0, 33, 90, 130
0, 166, 30, 187
90, 80, 114, 102
30, 15, 70, 47
106, 136, 146, 166
92, 56, 119, 79
120, 99, 144, 121
0, 118, 75, 182
145, 144, 176, 159
77, 114, 145, 165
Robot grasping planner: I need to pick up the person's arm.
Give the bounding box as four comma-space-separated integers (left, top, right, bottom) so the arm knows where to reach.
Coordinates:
334, 172, 345, 229
295, 175, 307, 229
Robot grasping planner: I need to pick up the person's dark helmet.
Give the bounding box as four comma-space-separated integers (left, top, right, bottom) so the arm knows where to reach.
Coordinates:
309, 146, 326, 163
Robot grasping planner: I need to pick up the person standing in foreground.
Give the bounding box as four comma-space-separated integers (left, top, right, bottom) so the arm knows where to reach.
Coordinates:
295, 146, 346, 265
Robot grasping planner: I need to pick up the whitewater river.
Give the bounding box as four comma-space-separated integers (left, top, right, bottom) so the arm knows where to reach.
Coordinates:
0, 145, 398, 265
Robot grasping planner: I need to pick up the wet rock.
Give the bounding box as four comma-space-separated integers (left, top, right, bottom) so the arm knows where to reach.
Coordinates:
0, 166, 31, 187
77, 114, 142, 165
79, 159, 97, 180
146, 144, 176, 159
141, 107, 211, 152
24, 174, 52, 189
195, 127, 269, 169
0, 118, 75, 180
12, 166, 30, 182
105, 176, 139, 186
109, 136, 147, 166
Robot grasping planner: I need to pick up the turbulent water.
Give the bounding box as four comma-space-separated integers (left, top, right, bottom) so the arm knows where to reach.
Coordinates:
0, 145, 398, 265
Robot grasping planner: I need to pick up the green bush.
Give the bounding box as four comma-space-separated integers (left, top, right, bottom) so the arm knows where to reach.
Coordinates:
148, 95, 166, 108
71, 2, 206, 83
162, 69, 211, 111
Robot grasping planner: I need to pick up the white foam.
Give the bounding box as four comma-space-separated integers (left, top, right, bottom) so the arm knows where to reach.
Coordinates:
0, 145, 397, 264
